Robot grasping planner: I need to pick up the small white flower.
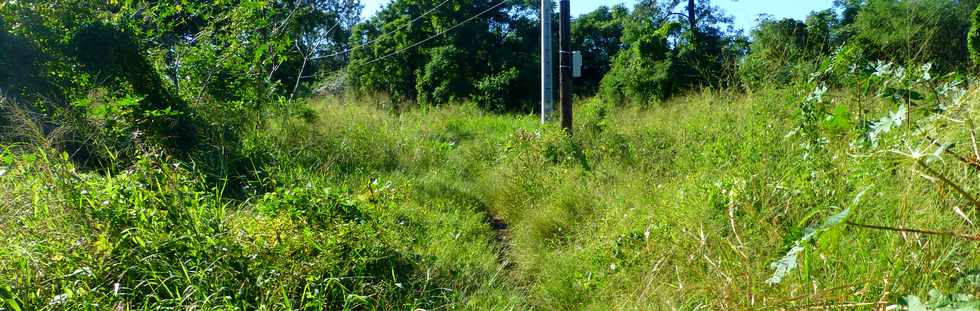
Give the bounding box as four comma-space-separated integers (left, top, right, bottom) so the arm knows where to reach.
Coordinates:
49, 293, 69, 305
920, 63, 932, 82
894, 66, 905, 80
873, 61, 890, 77
609, 263, 617, 271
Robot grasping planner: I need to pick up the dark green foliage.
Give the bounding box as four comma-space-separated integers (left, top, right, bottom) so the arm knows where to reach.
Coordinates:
121, 0, 361, 100
0, 0, 359, 176
804, 9, 838, 55
970, 5, 980, 67
848, 0, 975, 71
671, 0, 745, 88
475, 67, 521, 112
595, 0, 745, 104
743, 0, 979, 88
600, 22, 679, 105
70, 23, 197, 150
0, 21, 51, 106
740, 18, 813, 87
416, 46, 470, 105
571, 5, 628, 95
739, 7, 856, 88
347, 0, 539, 111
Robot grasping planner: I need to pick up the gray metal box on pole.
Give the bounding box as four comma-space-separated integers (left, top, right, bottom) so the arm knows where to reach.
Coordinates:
572, 51, 581, 78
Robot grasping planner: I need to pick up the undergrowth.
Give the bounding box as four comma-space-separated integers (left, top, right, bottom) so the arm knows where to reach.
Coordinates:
5, 83, 980, 309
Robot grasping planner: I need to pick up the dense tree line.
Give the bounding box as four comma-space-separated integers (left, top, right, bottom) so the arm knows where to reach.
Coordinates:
346, 0, 539, 111
345, 0, 980, 108
744, 0, 980, 87
346, 0, 747, 107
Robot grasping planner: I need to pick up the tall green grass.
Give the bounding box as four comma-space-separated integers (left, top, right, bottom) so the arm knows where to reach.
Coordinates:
0, 100, 525, 309
3, 85, 980, 309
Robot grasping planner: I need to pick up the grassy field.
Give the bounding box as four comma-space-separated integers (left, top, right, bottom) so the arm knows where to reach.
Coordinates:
4, 85, 980, 309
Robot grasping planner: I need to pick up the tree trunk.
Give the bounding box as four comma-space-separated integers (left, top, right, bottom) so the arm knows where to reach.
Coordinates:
687, 0, 698, 47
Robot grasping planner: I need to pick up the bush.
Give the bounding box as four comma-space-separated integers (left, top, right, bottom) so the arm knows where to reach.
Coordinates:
739, 19, 808, 87
416, 46, 470, 106
848, 0, 973, 71
474, 68, 521, 112
600, 23, 678, 105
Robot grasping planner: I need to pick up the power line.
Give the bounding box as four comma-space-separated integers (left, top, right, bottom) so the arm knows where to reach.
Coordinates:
354, 0, 510, 66
314, 0, 454, 59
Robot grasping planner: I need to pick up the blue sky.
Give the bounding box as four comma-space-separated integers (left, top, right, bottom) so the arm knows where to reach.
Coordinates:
359, 0, 837, 33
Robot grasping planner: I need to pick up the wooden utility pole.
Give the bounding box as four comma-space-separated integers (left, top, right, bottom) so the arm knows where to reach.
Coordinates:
540, 0, 553, 123
558, 0, 572, 133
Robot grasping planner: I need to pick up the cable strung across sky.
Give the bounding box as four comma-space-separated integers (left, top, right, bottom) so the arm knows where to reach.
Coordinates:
359, 0, 838, 33
314, 0, 454, 59
352, 0, 511, 66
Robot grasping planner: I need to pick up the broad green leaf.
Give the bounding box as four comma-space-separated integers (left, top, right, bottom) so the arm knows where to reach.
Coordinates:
767, 188, 867, 285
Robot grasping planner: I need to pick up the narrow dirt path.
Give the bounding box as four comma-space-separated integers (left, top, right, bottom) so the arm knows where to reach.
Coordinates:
487, 212, 514, 269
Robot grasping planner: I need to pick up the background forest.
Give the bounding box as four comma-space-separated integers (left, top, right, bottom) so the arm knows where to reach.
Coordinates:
5, 0, 980, 309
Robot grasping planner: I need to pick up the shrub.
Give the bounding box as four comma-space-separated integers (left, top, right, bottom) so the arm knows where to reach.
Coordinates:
848, 0, 973, 71
474, 68, 521, 112
416, 46, 470, 106
739, 18, 811, 88
600, 23, 679, 105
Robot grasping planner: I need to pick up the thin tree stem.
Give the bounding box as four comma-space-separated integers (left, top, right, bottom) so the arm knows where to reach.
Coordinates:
967, 116, 980, 161
918, 158, 980, 210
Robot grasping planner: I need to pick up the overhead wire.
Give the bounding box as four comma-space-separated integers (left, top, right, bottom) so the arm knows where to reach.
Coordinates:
353, 0, 510, 66
314, 0, 455, 59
